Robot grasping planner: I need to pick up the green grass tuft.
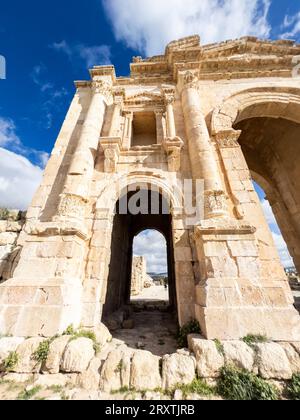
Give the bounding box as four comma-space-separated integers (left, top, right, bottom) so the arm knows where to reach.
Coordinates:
217, 365, 279, 400
177, 320, 201, 348
287, 374, 300, 400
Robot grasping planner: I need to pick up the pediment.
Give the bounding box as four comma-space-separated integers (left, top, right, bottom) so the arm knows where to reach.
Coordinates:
125, 91, 163, 104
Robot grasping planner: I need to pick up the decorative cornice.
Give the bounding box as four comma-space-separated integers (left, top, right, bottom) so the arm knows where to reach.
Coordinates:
214, 130, 242, 148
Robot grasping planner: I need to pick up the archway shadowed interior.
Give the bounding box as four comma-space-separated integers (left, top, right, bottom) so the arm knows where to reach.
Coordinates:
102, 188, 177, 318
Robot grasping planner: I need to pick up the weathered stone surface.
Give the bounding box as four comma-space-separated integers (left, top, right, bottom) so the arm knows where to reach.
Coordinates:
0, 337, 24, 363
279, 343, 300, 374
88, 323, 112, 347
130, 350, 161, 391
256, 343, 293, 380
61, 338, 95, 373
162, 352, 196, 390
100, 348, 132, 392
44, 335, 71, 374
78, 357, 102, 391
34, 374, 68, 388
4, 373, 34, 383
222, 341, 255, 371
122, 319, 135, 330
188, 335, 224, 378
15, 337, 45, 373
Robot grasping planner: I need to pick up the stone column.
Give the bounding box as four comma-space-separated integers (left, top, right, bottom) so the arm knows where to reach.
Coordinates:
181, 71, 227, 218
165, 96, 176, 138
122, 111, 133, 150
69, 80, 111, 177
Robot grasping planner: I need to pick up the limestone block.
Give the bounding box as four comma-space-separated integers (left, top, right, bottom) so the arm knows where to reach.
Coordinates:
44, 335, 71, 374
100, 348, 132, 392
130, 350, 162, 391
188, 335, 224, 378
85, 323, 112, 347
15, 337, 45, 373
162, 352, 196, 390
279, 343, 300, 374
206, 256, 238, 278
256, 343, 293, 380
227, 241, 258, 257
222, 341, 255, 371
61, 338, 95, 373
0, 232, 17, 246
174, 247, 193, 262
34, 374, 68, 388
78, 357, 102, 391
0, 337, 25, 364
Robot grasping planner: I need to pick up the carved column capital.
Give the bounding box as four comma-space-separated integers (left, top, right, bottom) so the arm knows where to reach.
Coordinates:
91, 80, 113, 101
204, 190, 228, 218
183, 70, 199, 90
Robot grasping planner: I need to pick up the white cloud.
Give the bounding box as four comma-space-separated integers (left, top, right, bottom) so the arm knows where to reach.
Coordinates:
0, 148, 43, 210
51, 41, 112, 68
102, 0, 271, 56
271, 231, 294, 268
0, 118, 21, 148
133, 230, 168, 274
260, 198, 294, 268
280, 11, 300, 39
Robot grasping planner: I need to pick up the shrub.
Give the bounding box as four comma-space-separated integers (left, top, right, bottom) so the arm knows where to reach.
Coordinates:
176, 378, 215, 398
242, 334, 268, 347
177, 320, 201, 348
63, 325, 76, 336
287, 374, 300, 400
3, 351, 19, 372
33, 340, 51, 363
217, 365, 279, 400
17, 386, 42, 400
214, 339, 225, 356
0, 208, 10, 220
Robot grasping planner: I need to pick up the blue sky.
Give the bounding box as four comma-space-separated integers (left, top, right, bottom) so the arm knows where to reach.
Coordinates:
0, 0, 299, 271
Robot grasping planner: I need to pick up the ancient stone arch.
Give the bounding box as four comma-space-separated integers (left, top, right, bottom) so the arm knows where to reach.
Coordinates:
1, 35, 300, 341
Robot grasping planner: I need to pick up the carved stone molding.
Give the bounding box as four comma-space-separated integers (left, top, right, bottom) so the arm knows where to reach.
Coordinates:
163, 136, 184, 172
214, 129, 242, 148
101, 137, 122, 173
204, 190, 228, 218
57, 193, 88, 219
91, 80, 112, 102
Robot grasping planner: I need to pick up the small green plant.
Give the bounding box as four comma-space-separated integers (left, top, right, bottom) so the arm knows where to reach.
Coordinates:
47, 385, 64, 394
63, 325, 76, 336
287, 374, 300, 400
3, 351, 19, 372
177, 320, 201, 348
115, 360, 124, 374
176, 378, 215, 398
111, 386, 131, 395
214, 339, 225, 356
242, 334, 268, 347
33, 340, 51, 363
17, 386, 42, 400
217, 365, 279, 400
0, 208, 10, 220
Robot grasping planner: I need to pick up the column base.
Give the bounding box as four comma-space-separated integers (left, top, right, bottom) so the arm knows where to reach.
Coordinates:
0, 277, 83, 337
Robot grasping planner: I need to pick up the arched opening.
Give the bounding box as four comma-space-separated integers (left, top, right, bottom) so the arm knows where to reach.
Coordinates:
131, 229, 169, 307
102, 188, 177, 316
234, 114, 300, 276
101, 187, 178, 354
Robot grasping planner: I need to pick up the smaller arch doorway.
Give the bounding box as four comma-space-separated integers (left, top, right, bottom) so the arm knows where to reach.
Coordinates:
102, 188, 177, 320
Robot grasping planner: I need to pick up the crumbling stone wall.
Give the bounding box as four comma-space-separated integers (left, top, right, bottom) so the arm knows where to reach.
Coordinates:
131, 256, 153, 296
0, 210, 25, 282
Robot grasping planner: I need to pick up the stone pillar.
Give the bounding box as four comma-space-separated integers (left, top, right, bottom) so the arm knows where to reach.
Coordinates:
69, 80, 111, 177
191, 128, 300, 341
122, 111, 133, 150
165, 96, 176, 139
181, 72, 227, 218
